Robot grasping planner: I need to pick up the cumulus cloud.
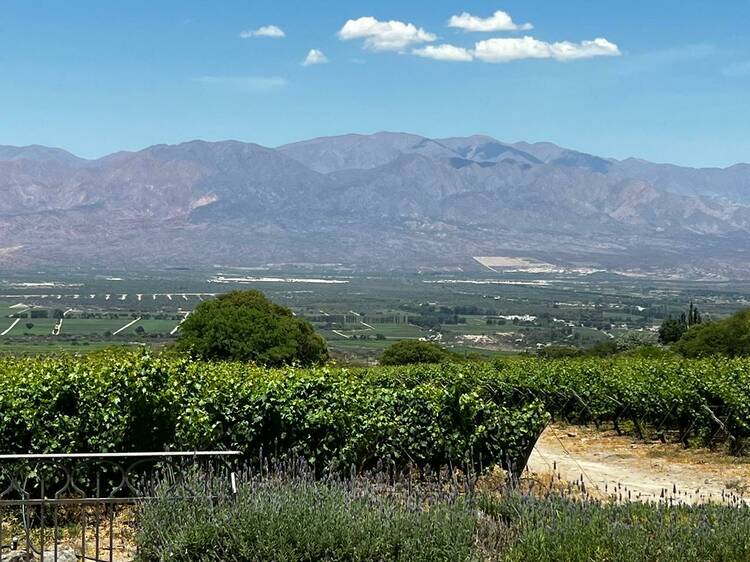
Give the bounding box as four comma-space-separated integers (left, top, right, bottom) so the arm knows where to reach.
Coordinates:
240, 25, 286, 39
473, 36, 620, 63
448, 10, 532, 32
303, 49, 329, 66
338, 16, 436, 51
413, 44, 473, 62
193, 76, 288, 92
337, 14, 620, 65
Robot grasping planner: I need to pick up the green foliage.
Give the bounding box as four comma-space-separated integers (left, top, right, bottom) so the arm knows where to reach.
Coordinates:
537, 346, 582, 359
619, 345, 676, 359
659, 316, 687, 344
0, 353, 178, 453
582, 333, 659, 358
482, 493, 750, 562
538, 343, 674, 360
137, 475, 478, 562
177, 290, 328, 366
0, 352, 547, 473
380, 340, 458, 365
674, 308, 750, 358
6, 350, 750, 469
137, 472, 750, 562
659, 302, 703, 344
615, 331, 658, 352
492, 355, 750, 453
685, 301, 703, 327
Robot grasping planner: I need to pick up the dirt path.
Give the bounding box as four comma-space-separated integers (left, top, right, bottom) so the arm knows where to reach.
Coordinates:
527, 424, 750, 504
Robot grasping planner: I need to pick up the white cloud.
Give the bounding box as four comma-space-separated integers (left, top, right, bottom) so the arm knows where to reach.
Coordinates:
413, 44, 473, 62
473, 36, 620, 63
193, 76, 288, 92
240, 25, 286, 39
303, 49, 329, 66
338, 16, 436, 51
448, 10, 532, 32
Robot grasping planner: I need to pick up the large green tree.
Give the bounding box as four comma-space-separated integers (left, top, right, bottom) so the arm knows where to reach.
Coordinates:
177, 290, 328, 366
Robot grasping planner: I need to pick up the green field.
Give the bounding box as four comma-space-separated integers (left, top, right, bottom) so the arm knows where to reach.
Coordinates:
1, 265, 749, 361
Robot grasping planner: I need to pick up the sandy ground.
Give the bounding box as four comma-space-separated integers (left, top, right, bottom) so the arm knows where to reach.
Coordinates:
527, 424, 750, 504
2, 509, 137, 562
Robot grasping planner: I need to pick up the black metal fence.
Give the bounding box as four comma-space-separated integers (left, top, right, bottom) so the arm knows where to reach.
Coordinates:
0, 451, 240, 562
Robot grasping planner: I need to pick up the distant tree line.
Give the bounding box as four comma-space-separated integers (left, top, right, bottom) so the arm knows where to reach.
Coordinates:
568, 302, 750, 359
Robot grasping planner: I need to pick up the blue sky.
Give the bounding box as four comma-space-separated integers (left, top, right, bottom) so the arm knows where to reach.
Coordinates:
1, 1, 749, 167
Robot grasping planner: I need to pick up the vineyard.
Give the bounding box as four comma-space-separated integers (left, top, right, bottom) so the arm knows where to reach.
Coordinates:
491, 356, 750, 454
1, 352, 749, 472
3, 352, 750, 560
0, 353, 546, 475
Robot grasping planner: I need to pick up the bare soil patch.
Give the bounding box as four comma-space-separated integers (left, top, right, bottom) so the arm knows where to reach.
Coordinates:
527, 424, 750, 504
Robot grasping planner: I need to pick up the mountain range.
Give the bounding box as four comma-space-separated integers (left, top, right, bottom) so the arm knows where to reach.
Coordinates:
1, 132, 749, 276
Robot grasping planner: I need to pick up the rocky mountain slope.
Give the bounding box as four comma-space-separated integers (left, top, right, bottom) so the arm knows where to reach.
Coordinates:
0, 133, 748, 275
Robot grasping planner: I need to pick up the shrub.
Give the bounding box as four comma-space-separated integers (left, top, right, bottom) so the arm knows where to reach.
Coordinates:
177, 290, 329, 366
674, 309, 750, 358
380, 340, 457, 365
136, 471, 750, 562
136, 473, 478, 562
537, 346, 582, 359
584, 340, 619, 357
620, 345, 676, 359
659, 317, 687, 344
483, 493, 750, 562
615, 331, 658, 352
173, 361, 547, 475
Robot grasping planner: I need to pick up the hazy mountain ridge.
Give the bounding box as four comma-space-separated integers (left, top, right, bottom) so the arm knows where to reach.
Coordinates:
1, 133, 749, 275
0, 145, 85, 166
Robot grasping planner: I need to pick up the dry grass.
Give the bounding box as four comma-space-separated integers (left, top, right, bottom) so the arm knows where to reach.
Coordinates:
2, 506, 137, 562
